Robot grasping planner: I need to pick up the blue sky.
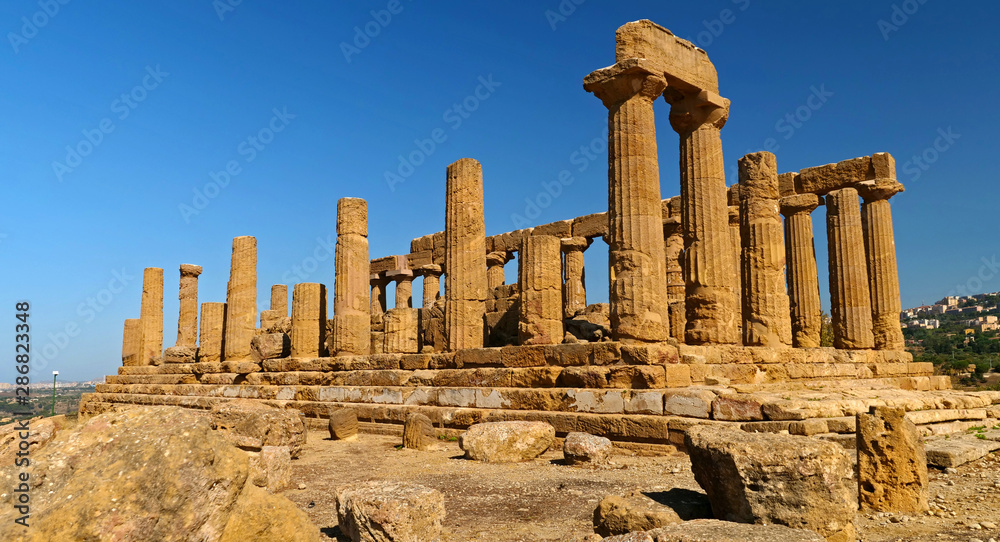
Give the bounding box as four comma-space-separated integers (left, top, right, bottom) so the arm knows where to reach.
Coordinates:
2, 1, 997, 381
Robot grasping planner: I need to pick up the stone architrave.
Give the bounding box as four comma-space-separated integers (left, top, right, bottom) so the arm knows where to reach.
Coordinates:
224, 236, 257, 360
561, 237, 590, 319
666, 88, 740, 345
175, 264, 203, 348
139, 267, 164, 365
583, 59, 670, 343
444, 158, 487, 350
199, 302, 226, 363
738, 152, 792, 347
332, 197, 370, 356
518, 234, 563, 345
826, 188, 875, 349
857, 406, 928, 514
857, 177, 906, 351
121, 318, 141, 366
780, 193, 823, 348
291, 283, 327, 357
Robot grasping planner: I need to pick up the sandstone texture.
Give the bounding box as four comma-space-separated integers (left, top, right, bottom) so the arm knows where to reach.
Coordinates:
335, 481, 445, 542
444, 158, 487, 351
594, 489, 711, 536
460, 421, 555, 463
250, 332, 290, 363
856, 406, 928, 513
402, 412, 436, 450
563, 431, 614, 466
210, 400, 306, 458
329, 408, 359, 441
601, 518, 825, 541
224, 236, 257, 360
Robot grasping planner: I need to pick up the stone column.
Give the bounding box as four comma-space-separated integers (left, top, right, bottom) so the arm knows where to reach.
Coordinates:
175, 264, 203, 347
121, 318, 141, 366
737, 152, 792, 347
444, 158, 487, 350
271, 284, 288, 314
664, 217, 686, 341
486, 252, 507, 291
370, 275, 388, 328
583, 60, 670, 342
332, 197, 370, 356
858, 179, 906, 351
518, 234, 563, 345
384, 309, 419, 353
391, 271, 415, 309
291, 283, 327, 357
224, 236, 257, 360
199, 302, 226, 363
781, 193, 823, 348
666, 89, 739, 345
826, 188, 875, 349
561, 237, 590, 319
418, 264, 442, 308
139, 267, 163, 365
728, 206, 742, 341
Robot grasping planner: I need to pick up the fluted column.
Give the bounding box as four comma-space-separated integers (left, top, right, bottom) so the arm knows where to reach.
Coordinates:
780, 193, 823, 348
826, 188, 875, 349
175, 264, 203, 347
666, 90, 739, 345
417, 264, 442, 308
291, 283, 327, 357
486, 252, 507, 291
391, 271, 415, 309
199, 302, 226, 363
370, 275, 389, 328
561, 237, 590, 319
139, 267, 163, 365
224, 236, 257, 360
518, 234, 563, 345
858, 179, 906, 351
121, 318, 141, 366
583, 59, 670, 342
738, 152, 792, 347
332, 197, 370, 356
271, 284, 288, 314
444, 158, 487, 350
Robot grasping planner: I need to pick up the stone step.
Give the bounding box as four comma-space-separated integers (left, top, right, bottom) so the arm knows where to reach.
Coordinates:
925, 435, 1000, 468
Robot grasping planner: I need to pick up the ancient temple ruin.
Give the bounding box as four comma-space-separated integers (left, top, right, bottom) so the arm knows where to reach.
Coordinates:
85, 20, 992, 450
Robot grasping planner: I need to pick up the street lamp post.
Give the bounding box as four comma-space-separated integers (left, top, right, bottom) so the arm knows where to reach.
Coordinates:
51, 371, 58, 416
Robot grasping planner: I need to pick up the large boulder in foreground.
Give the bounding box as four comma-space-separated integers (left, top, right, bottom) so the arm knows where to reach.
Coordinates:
0, 406, 319, 542
600, 518, 825, 541
686, 425, 855, 542
856, 406, 928, 513
210, 399, 307, 458
336, 481, 445, 542
459, 421, 555, 463
594, 489, 712, 536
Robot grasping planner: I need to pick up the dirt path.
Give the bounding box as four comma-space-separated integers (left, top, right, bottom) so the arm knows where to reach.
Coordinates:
285, 430, 1000, 541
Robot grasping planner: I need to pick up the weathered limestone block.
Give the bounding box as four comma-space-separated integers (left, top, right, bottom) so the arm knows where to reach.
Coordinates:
139, 267, 164, 365
259, 309, 283, 333
593, 489, 712, 537
250, 333, 290, 363
333, 198, 371, 356
291, 283, 327, 357
686, 425, 856, 542
162, 345, 196, 364
224, 236, 257, 360
121, 318, 141, 366
738, 152, 792, 347
519, 234, 563, 345
857, 178, 906, 351
444, 158, 487, 350
711, 395, 764, 421
459, 421, 555, 463
856, 406, 928, 513
199, 302, 226, 363
924, 436, 1000, 468
335, 481, 445, 542
328, 408, 359, 441
176, 264, 203, 347
797, 156, 872, 196
614, 19, 719, 93
402, 412, 435, 450
666, 87, 739, 345
384, 308, 420, 354
584, 59, 671, 343
826, 188, 874, 349
602, 519, 825, 541
210, 400, 307, 458
563, 431, 613, 466
781, 194, 823, 348
248, 445, 292, 493
663, 389, 717, 418
562, 237, 590, 319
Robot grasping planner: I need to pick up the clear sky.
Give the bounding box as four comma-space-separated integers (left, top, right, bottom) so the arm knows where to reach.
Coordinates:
3, 1, 998, 382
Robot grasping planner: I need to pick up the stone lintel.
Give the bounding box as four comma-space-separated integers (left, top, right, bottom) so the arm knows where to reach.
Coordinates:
614, 19, 719, 94
780, 193, 823, 216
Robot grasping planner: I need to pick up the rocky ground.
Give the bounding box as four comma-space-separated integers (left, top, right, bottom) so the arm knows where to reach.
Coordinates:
285, 430, 1000, 542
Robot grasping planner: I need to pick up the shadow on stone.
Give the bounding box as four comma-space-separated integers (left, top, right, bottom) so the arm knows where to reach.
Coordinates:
642, 488, 713, 520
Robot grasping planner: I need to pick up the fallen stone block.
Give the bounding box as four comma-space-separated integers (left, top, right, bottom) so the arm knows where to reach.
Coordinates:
460, 421, 555, 463
924, 436, 1000, 468
686, 425, 856, 542
211, 399, 307, 458
788, 419, 828, 436
329, 408, 359, 441
250, 333, 291, 363
402, 412, 436, 450
600, 518, 824, 541
856, 406, 928, 513
563, 431, 613, 466
663, 389, 716, 419
163, 345, 197, 363
248, 445, 292, 493
593, 489, 711, 537
336, 481, 445, 542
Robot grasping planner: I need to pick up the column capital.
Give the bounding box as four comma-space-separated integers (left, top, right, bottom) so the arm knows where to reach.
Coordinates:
856, 178, 904, 203
370, 273, 389, 285
665, 88, 730, 134
179, 264, 203, 277
583, 58, 667, 109
560, 237, 591, 252
386, 269, 414, 283
779, 193, 822, 217
486, 251, 510, 267
415, 263, 442, 277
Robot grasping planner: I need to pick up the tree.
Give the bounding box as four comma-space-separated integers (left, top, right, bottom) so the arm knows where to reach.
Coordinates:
820, 312, 834, 347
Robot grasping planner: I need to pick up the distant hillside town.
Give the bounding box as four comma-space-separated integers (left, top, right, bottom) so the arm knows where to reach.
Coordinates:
901, 292, 1000, 332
